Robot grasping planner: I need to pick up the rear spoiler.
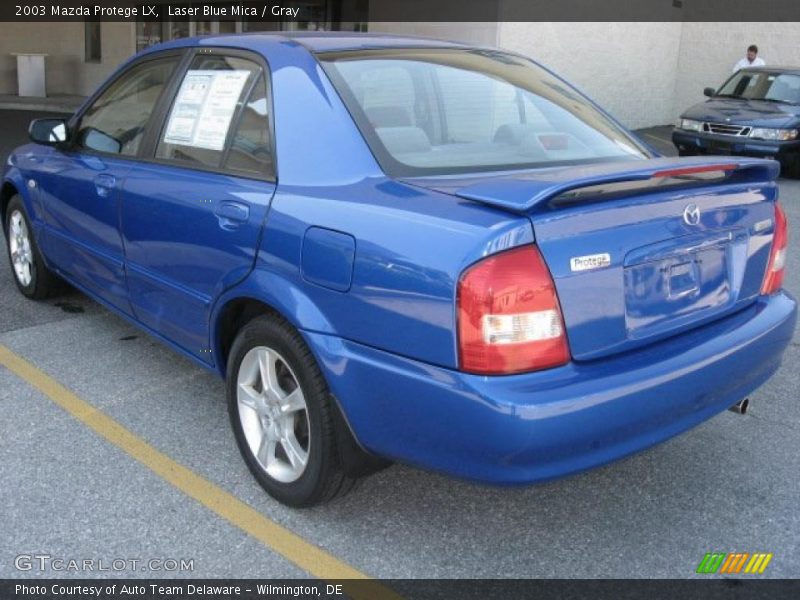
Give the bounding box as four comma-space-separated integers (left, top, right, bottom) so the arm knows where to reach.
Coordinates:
450, 157, 780, 214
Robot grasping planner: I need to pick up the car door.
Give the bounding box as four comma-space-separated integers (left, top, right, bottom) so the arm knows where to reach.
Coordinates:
120, 50, 276, 363
35, 53, 183, 313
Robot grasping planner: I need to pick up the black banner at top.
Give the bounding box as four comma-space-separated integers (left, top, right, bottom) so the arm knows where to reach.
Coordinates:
3, 0, 800, 23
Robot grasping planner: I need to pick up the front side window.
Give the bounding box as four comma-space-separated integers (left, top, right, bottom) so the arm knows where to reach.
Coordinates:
156, 54, 270, 175
717, 71, 800, 104
320, 48, 648, 177
77, 56, 179, 156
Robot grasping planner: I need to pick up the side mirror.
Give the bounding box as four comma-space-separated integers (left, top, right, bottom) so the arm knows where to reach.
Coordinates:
703, 87, 716, 98
28, 118, 69, 145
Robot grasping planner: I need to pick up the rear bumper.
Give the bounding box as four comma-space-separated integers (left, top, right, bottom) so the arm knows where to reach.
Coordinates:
672, 129, 800, 164
305, 292, 796, 484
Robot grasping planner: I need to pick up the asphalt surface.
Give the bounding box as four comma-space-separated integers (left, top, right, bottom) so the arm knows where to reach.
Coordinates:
1, 110, 798, 579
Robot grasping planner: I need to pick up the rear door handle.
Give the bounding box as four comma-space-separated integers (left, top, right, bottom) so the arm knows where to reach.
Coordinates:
215, 201, 250, 229
93, 173, 116, 197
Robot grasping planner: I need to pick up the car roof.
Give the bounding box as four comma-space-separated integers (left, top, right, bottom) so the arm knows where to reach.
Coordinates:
274, 31, 469, 52
140, 31, 469, 56
740, 66, 800, 75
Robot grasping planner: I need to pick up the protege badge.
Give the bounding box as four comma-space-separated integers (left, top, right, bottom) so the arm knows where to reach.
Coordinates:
570, 253, 611, 272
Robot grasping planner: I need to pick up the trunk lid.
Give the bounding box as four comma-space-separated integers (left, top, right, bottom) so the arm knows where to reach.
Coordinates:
407, 157, 781, 360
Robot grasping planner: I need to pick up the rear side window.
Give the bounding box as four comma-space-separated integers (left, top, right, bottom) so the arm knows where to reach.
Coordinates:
156, 54, 273, 177
77, 56, 179, 156
223, 73, 273, 176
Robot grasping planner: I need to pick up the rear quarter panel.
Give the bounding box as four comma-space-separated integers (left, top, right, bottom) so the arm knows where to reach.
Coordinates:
255, 178, 533, 367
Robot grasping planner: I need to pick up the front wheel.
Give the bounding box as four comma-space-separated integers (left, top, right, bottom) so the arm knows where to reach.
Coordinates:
226, 315, 362, 507
5, 195, 60, 299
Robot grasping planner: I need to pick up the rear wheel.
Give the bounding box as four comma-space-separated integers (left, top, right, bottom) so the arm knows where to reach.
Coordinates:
226, 315, 362, 507
5, 195, 60, 299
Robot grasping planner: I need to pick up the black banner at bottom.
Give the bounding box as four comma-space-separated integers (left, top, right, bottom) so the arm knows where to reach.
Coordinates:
2, 579, 800, 600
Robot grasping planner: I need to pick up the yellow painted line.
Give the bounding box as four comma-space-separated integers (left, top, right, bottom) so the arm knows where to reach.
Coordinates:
0, 345, 402, 600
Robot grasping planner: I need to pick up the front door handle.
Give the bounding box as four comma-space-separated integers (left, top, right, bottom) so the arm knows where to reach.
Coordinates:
215, 201, 250, 229
93, 173, 116, 197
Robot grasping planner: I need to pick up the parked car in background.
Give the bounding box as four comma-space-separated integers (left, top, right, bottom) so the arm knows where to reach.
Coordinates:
673, 67, 800, 176
3, 33, 796, 507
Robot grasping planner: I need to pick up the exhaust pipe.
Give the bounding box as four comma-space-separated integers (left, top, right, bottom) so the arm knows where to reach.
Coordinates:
729, 398, 749, 415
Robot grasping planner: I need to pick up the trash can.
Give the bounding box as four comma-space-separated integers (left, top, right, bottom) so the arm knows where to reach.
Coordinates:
12, 53, 48, 97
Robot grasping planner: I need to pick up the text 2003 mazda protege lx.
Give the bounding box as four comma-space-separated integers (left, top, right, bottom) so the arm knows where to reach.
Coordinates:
2, 34, 795, 507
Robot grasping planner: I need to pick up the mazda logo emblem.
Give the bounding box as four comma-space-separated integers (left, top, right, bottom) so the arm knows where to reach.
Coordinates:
683, 203, 701, 226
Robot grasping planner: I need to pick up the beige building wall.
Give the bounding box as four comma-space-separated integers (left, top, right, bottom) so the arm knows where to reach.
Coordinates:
1, 19, 799, 129
372, 21, 683, 129
498, 22, 683, 129
370, 21, 500, 47
356, 21, 682, 134
372, 21, 800, 129
0, 23, 135, 96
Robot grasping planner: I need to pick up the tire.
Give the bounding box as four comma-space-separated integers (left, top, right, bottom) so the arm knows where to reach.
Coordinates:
5, 195, 60, 299
226, 315, 362, 507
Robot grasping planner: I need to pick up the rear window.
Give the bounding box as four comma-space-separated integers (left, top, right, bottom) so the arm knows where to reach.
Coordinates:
319, 48, 649, 177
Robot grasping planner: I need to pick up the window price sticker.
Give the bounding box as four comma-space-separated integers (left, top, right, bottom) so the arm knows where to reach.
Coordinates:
163, 69, 250, 151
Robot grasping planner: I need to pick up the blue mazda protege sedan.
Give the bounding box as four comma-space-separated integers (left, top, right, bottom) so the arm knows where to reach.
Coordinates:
2, 33, 796, 507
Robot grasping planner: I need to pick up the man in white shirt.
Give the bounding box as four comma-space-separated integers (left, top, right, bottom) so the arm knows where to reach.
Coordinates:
733, 45, 766, 72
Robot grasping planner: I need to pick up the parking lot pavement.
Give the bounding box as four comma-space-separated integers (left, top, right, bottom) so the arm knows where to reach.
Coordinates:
1, 109, 799, 580
635, 125, 677, 156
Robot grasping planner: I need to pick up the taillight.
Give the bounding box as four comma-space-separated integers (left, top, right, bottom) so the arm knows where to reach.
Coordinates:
457, 245, 570, 375
761, 202, 788, 295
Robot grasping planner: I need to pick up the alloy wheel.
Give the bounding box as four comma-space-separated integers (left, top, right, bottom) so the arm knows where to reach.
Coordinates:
8, 209, 33, 287
236, 346, 310, 483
